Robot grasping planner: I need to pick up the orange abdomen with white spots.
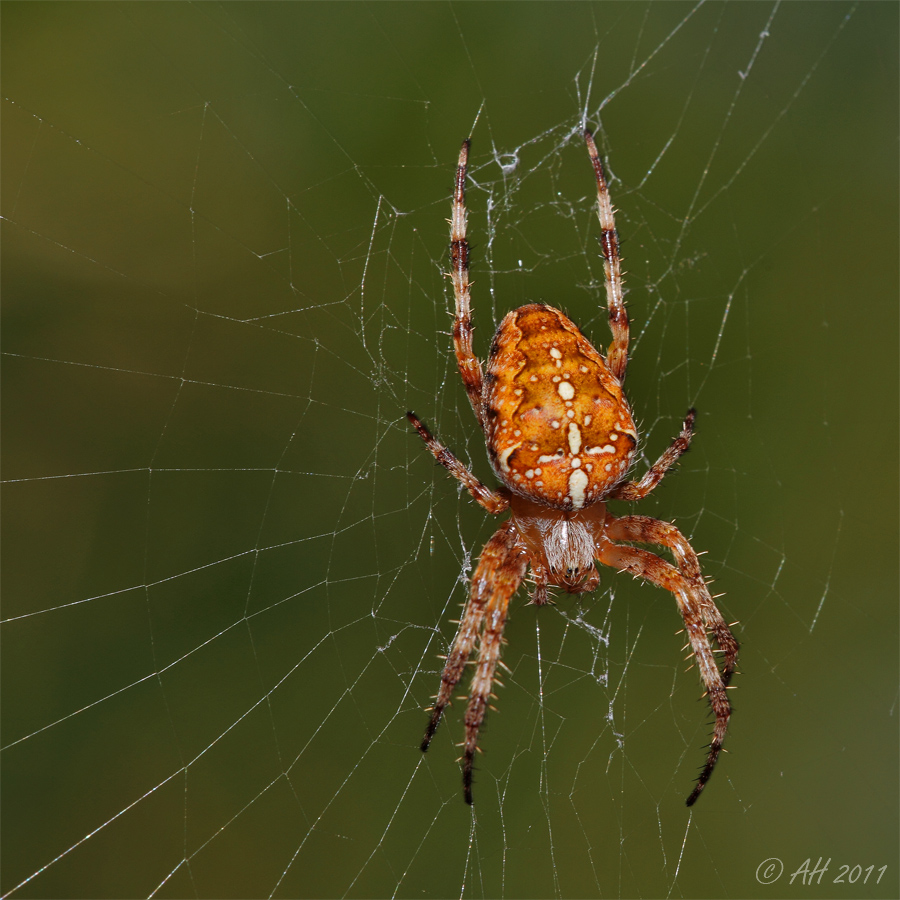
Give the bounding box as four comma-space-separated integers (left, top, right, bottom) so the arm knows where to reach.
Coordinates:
484, 304, 637, 510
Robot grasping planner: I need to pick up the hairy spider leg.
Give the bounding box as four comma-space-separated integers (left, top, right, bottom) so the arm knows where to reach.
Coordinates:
585, 130, 629, 383
461, 522, 528, 802
596, 532, 732, 806
449, 139, 487, 428
607, 515, 739, 683
611, 408, 697, 501
405, 412, 509, 515
421, 521, 528, 804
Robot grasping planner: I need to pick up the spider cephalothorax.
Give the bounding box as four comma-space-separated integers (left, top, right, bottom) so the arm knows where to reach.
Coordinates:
408, 132, 738, 806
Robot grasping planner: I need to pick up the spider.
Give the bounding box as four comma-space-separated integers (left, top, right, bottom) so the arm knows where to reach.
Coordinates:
407, 132, 738, 807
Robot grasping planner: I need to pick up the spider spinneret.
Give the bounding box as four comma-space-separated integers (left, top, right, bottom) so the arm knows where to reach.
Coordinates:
407, 131, 738, 807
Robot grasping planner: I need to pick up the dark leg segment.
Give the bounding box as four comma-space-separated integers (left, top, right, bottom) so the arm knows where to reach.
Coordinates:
449, 139, 487, 427
610, 408, 696, 501
406, 412, 509, 515
585, 130, 629, 383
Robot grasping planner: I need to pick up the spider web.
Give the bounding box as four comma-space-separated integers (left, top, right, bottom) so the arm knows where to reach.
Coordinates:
3, 3, 898, 898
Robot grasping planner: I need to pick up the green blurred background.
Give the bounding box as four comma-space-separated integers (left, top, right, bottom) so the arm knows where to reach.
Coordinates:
2, 3, 897, 898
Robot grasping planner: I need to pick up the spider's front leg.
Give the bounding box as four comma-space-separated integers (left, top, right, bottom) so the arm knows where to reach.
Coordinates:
597, 528, 734, 806
608, 515, 739, 684
421, 521, 528, 804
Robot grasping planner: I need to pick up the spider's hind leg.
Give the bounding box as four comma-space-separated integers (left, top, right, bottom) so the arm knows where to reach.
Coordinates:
449, 139, 488, 427
585, 130, 628, 383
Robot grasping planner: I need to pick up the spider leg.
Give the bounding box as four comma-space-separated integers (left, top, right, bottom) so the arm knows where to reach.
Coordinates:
406, 412, 509, 515
609, 407, 696, 501
596, 530, 731, 806
449, 139, 487, 427
607, 515, 738, 684
585, 130, 629, 383
422, 521, 528, 805
528, 563, 552, 606
461, 522, 528, 803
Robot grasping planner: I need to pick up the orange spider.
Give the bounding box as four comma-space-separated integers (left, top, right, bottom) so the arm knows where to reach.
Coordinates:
407, 132, 738, 806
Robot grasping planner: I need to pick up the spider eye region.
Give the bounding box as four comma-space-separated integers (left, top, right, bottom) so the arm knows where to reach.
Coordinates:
484, 304, 637, 510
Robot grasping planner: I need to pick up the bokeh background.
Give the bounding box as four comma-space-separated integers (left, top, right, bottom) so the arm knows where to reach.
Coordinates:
3, 3, 897, 898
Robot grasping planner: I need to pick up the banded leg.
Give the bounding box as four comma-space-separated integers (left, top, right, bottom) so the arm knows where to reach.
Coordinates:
606, 515, 738, 684
461, 522, 528, 803
449, 139, 487, 427
596, 535, 731, 806
406, 412, 509, 515
610, 408, 696, 501
585, 130, 629, 383
421, 521, 527, 805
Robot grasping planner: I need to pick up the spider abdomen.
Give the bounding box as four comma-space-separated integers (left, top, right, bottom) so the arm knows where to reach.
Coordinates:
484, 303, 637, 510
